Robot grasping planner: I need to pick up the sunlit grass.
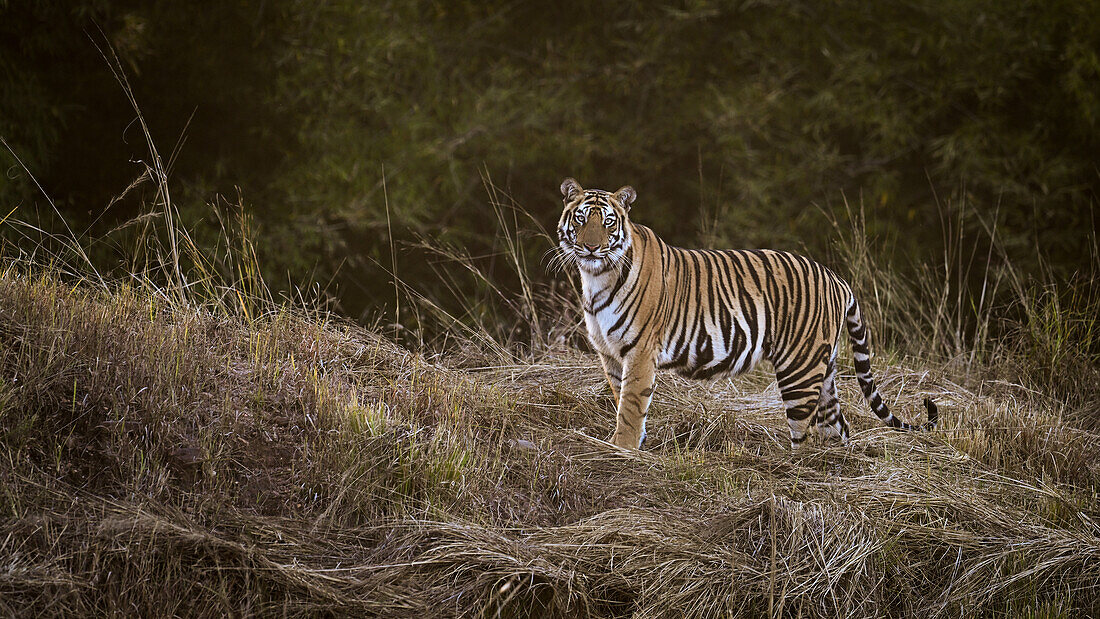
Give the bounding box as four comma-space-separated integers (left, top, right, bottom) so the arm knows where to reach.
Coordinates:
1, 267, 1098, 616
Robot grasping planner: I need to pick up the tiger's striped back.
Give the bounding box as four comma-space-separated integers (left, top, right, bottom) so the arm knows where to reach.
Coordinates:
556, 178, 937, 449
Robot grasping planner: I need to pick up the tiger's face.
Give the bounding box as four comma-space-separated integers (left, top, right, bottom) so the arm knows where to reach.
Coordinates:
557, 178, 637, 273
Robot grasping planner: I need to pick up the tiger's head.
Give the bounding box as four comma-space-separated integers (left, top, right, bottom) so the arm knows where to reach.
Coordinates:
556, 178, 637, 273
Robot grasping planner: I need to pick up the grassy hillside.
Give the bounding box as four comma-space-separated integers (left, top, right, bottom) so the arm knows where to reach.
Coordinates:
2, 266, 1098, 617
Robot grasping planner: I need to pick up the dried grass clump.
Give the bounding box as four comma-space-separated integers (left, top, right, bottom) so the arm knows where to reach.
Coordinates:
2, 269, 1099, 617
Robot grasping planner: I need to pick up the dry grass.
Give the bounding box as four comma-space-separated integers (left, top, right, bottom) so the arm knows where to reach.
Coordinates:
1, 267, 1098, 618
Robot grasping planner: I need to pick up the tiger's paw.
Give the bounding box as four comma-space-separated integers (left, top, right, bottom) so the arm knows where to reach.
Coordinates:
610, 432, 642, 450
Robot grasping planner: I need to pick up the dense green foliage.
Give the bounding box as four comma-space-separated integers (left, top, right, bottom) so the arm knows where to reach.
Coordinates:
2, 0, 1098, 325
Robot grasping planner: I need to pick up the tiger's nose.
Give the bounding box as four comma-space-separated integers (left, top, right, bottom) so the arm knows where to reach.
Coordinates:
583, 243, 599, 252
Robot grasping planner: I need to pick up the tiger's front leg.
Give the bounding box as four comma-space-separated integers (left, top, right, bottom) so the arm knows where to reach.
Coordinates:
598, 352, 623, 405
610, 352, 657, 449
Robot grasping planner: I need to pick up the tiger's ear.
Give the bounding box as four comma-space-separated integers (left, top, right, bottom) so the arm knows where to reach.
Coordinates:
560, 178, 583, 202
613, 186, 636, 211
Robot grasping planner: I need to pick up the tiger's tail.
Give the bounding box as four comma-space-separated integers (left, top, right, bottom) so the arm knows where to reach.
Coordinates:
845, 296, 938, 431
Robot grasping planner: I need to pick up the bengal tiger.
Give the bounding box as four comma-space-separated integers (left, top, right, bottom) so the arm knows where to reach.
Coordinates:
554, 178, 937, 449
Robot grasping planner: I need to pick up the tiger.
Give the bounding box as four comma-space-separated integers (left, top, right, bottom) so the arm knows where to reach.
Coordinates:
554, 177, 937, 449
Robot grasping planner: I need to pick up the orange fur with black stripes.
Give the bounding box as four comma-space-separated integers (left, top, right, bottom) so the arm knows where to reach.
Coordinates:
555, 178, 937, 449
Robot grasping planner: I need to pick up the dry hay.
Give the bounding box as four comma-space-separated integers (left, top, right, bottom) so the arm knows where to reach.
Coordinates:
1, 272, 1098, 617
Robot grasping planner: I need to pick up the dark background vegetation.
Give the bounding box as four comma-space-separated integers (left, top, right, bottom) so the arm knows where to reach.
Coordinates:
2, 0, 1098, 335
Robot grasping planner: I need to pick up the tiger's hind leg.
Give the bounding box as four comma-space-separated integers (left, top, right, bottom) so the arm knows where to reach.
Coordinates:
775, 356, 828, 449
814, 352, 850, 445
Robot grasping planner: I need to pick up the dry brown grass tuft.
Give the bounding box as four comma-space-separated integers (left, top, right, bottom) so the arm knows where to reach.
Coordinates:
2, 269, 1098, 617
